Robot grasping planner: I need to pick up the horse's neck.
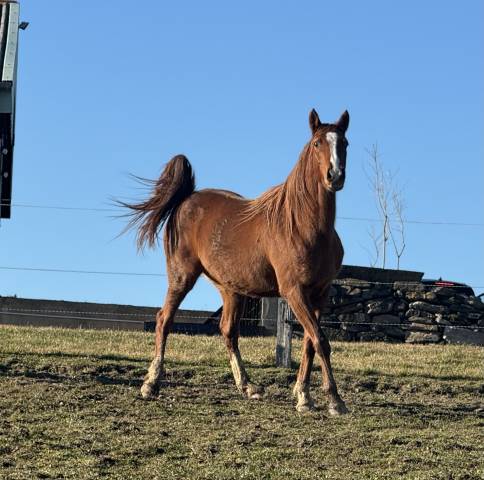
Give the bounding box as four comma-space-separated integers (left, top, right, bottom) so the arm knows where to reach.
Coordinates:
305, 183, 336, 240
316, 183, 336, 233
283, 180, 336, 249
282, 152, 337, 244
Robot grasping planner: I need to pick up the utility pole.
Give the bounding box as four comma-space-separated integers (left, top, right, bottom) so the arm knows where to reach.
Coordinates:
0, 0, 26, 219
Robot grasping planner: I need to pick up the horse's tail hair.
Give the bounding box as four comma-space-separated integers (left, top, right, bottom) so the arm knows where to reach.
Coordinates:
118, 154, 195, 251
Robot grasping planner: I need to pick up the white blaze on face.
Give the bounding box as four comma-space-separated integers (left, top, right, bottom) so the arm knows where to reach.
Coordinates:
325, 132, 342, 176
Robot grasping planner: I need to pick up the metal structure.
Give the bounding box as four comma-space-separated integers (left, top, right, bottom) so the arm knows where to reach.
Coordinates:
0, 1, 21, 219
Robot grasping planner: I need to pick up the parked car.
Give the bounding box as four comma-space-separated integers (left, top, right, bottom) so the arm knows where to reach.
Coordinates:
421, 278, 475, 296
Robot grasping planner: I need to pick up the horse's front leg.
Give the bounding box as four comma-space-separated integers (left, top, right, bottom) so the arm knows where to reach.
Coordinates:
285, 286, 348, 415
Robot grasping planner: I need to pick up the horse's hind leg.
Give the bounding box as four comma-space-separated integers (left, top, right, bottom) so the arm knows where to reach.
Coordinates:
141, 262, 201, 399
293, 332, 315, 412
219, 291, 263, 400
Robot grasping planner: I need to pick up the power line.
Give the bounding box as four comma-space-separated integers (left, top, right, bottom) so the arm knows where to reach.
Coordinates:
7, 203, 117, 212
1, 265, 482, 289
2, 201, 483, 227
0, 266, 165, 277
338, 216, 484, 227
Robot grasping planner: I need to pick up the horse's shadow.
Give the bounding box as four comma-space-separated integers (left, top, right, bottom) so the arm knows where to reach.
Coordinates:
360, 400, 483, 419
1, 351, 482, 420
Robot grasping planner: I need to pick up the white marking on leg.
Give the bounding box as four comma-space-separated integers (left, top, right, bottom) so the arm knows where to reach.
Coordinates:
293, 381, 314, 412
229, 351, 247, 390
141, 356, 164, 398
229, 351, 263, 399
146, 356, 164, 385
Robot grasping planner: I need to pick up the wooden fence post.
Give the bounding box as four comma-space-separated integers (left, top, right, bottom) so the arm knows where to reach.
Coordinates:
275, 298, 293, 368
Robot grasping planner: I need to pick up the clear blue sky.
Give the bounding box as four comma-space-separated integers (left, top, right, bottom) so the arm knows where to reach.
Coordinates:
2, 1, 483, 310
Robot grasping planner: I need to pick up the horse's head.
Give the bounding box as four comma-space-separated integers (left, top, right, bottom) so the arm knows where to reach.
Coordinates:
309, 109, 350, 192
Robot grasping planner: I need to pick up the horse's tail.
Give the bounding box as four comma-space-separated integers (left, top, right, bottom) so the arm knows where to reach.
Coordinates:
119, 154, 195, 251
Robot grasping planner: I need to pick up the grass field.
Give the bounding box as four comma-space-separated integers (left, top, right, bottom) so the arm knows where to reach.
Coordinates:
0, 325, 483, 480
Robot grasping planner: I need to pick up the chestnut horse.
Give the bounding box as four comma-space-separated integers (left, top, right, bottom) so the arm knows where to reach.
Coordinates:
123, 109, 350, 414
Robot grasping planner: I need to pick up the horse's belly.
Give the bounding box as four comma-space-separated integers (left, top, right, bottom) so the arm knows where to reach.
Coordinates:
202, 249, 278, 297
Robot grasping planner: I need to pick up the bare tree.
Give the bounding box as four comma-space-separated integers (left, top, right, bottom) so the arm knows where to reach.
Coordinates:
366, 144, 391, 268
365, 144, 406, 269
389, 189, 406, 269
361, 224, 381, 267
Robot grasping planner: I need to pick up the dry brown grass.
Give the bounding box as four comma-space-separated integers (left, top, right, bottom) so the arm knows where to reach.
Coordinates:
0, 325, 483, 479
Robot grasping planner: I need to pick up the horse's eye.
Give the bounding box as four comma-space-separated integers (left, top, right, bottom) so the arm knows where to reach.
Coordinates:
314, 141, 320, 147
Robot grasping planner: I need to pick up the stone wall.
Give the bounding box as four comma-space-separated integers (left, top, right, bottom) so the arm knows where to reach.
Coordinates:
321, 280, 484, 345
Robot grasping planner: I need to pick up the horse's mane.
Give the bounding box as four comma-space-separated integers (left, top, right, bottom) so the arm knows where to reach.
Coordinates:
241, 142, 322, 234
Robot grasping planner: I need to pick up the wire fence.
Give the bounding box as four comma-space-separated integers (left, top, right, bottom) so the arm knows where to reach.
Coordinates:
1, 307, 483, 330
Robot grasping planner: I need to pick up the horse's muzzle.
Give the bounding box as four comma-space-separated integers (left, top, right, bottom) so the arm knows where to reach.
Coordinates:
329, 171, 345, 191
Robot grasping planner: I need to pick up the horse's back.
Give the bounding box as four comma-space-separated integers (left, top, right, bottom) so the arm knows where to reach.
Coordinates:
175, 188, 248, 228
198, 188, 246, 200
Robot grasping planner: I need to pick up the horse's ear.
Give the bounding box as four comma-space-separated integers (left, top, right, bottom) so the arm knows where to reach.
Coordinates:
309, 109, 321, 134
336, 110, 350, 133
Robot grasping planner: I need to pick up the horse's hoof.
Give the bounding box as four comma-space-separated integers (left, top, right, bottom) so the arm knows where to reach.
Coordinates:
140, 382, 159, 400
296, 402, 314, 413
246, 383, 264, 400
328, 402, 349, 416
